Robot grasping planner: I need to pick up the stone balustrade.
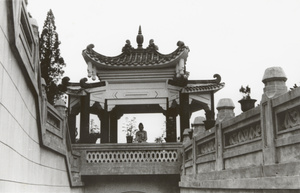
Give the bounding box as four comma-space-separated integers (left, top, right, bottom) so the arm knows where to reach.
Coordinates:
73, 143, 183, 175
180, 67, 300, 192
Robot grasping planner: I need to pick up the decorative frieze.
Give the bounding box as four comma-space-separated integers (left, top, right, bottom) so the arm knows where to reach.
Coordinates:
86, 150, 178, 163
277, 107, 300, 131
197, 140, 215, 155
225, 123, 261, 146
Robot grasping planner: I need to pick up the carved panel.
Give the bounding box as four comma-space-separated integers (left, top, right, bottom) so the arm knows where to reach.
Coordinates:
225, 122, 261, 146
185, 149, 192, 161
47, 112, 60, 129
277, 106, 300, 132
197, 139, 215, 155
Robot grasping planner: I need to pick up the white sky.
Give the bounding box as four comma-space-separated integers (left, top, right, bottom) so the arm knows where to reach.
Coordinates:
27, 0, 300, 142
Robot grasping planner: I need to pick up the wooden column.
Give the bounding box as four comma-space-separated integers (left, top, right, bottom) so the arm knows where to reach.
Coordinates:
80, 94, 90, 143
180, 92, 190, 141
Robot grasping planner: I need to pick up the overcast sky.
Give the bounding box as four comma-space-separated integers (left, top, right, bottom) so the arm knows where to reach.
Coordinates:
27, 0, 300, 141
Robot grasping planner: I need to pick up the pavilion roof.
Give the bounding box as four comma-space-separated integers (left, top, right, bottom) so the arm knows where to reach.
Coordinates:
82, 26, 189, 71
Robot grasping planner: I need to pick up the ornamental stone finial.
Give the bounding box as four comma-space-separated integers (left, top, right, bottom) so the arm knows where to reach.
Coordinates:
262, 66, 287, 98
216, 98, 235, 122
136, 25, 144, 49
55, 99, 67, 117
192, 116, 205, 136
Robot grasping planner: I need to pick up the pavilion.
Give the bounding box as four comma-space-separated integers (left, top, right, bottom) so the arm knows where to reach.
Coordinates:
62, 26, 224, 143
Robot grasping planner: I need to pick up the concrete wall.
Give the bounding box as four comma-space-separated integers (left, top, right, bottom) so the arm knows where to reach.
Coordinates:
0, 1, 83, 192
84, 175, 180, 193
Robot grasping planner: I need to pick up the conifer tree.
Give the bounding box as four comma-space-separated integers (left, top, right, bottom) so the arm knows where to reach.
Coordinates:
40, 9, 65, 105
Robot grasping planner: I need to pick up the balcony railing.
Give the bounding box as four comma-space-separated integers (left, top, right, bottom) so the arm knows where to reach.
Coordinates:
73, 142, 183, 175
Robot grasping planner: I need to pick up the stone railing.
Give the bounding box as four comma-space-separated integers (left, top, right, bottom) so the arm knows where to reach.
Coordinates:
38, 85, 83, 187
86, 149, 178, 163
272, 86, 300, 163
73, 143, 183, 175
180, 67, 300, 192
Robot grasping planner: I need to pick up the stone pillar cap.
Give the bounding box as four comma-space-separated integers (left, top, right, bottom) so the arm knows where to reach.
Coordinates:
183, 128, 191, 135
216, 98, 235, 110
262, 66, 287, 83
54, 99, 66, 107
192, 116, 205, 126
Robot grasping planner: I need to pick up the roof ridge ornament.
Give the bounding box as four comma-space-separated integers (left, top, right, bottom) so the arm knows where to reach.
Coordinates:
122, 40, 134, 54
136, 25, 144, 49
146, 39, 158, 51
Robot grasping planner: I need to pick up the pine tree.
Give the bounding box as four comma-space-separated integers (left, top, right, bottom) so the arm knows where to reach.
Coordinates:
40, 9, 65, 105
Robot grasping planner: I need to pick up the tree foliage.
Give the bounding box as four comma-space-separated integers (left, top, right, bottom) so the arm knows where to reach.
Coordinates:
40, 9, 65, 105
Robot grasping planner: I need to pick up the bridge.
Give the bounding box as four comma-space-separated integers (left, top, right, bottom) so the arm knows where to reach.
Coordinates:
1, 1, 300, 192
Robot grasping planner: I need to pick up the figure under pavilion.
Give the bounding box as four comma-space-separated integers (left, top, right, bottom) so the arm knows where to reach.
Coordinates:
62, 26, 224, 144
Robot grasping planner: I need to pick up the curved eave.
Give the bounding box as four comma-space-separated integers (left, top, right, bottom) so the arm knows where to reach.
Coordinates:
82, 45, 189, 70
182, 82, 225, 94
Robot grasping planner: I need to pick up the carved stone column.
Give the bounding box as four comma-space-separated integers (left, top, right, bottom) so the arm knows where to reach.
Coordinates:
215, 98, 235, 171
261, 67, 288, 165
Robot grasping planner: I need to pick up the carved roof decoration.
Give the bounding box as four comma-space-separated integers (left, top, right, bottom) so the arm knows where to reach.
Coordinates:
82, 26, 189, 74
183, 82, 225, 93
182, 74, 225, 93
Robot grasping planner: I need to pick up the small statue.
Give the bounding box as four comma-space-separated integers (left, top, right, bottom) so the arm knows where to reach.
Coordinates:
146, 39, 158, 51
122, 40, 133, 54
135, 123, 147, 143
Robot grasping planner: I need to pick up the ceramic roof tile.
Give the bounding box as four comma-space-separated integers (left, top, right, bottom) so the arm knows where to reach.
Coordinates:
82, 40, 189, 69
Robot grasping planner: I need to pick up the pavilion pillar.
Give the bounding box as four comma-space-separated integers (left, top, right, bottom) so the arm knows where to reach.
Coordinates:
180, 92, 190, 141
100, 111, 109, 143
166, 107, 177, 142
68, 101, 80, 143
109, 110, 119, 143
68, 114, 77, 143
80, 94, 90, 143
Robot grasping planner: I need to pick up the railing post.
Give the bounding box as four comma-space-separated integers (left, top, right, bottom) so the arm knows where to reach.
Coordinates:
182, 129, 191, 175
55, 99, 67, 141
261, 67, 288, 165
215, 98, 235, 170
192, 137, 197, 176
215, 123, 223, 171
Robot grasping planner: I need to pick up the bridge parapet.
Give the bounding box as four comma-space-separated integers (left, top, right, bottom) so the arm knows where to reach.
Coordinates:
180, 67, 300, 192
73, 143, 183, 176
